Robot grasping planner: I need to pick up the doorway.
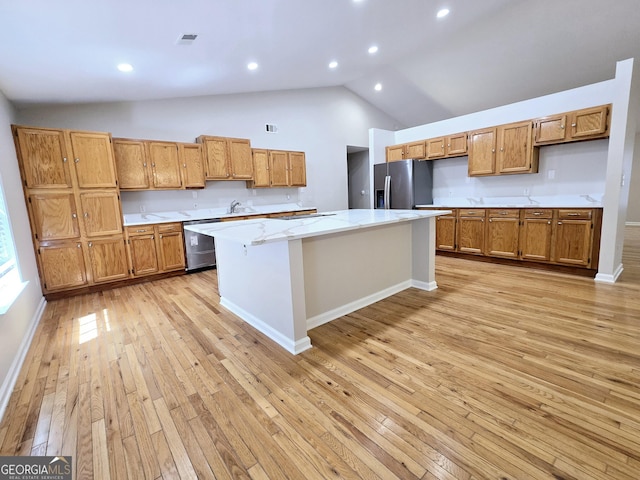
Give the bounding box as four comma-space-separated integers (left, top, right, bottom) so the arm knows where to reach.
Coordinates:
347, 146, 370, 209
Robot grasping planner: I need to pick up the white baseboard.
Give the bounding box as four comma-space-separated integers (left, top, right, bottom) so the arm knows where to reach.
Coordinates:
0, 297, 47, 423
220, 297, 312, 355
595, 263, 624, 284
411, 279, 438, 291
306, 280, 412, 331
626, 222, 640, 227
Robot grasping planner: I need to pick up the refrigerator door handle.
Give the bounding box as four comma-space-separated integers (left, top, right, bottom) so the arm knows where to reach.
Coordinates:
384, 175, 391, 209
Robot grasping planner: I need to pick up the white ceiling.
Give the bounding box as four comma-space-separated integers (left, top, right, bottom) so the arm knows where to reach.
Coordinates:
1, 0, 639, 128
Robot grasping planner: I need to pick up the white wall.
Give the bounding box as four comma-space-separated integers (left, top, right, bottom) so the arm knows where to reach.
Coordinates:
0, 90, 45, 420
16, 87, 400, 213
628, 133, 640, 224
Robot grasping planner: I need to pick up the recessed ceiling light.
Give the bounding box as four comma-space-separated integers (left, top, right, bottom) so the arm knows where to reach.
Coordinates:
437, 8, 450, 18
117, 63, 133, 72
374, 83, 382, 91
329, 61, 338, 69
368, 45, 378, 54
247, 62, 258, 71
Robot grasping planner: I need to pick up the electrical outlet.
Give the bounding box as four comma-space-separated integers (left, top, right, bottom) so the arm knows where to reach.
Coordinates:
139, 205, 145, 213
193, 203, 198, 209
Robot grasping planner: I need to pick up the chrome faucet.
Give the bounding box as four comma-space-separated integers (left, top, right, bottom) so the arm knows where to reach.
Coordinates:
229, 199, 241, 213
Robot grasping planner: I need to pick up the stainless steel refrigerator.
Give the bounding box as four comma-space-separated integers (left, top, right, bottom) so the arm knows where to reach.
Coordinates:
374, 159, 433, 209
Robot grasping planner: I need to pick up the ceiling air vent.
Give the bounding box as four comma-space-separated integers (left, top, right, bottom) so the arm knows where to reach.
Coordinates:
265, 124, 278, 133
176, 34, 198, 45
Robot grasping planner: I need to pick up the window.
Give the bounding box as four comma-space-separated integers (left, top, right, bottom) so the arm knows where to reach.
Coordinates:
0, 185, 25, 314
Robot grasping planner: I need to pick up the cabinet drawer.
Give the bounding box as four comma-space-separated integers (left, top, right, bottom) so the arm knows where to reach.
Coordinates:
523, 209, 553, 219
558, 209, 592, 220
459, 209, 485, 217
126, 225, 154, 236
488, 209, 519, 218
157, 222, 182, 234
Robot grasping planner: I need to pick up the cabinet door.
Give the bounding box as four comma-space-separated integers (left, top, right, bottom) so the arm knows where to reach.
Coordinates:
289, 151, 307, 187
554, 218, 593, 266
269, 150, 290, 187
38, 241, 88, 291
405, 141, 426, 159
200, 136, 230, 179
520, 218, 553, 262
426, 138, 445, 159
79, 191, 123, 237
457, 211, 485, 254
570, 106, 608, 139
446, 133, 467, 157
129, 234, 159, 276
386, 145, 405, 162
534, 115, 567, 145
157, 225, 185, 271
29, 192, 80, 241
468, 128, 496, 176
435, 215, 456, 251
497, 121, 533, 174
14, 127, 72, 188
250, 149, 270, 188
179, 143, 205, 188
113, 139, 150, 189
228, 138, 253, 179
148, 142, 182, 189
486, 214, 519, 258
69, 131, 118, 188
87, 237, 129, 283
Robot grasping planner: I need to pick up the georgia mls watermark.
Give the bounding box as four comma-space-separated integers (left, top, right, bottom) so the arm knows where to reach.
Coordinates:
0, 456, 71, 480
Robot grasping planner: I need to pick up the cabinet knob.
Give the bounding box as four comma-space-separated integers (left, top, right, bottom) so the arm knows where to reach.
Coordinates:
72, 213, 77, 218
63, 157, 68, 163
558, 222, 563, 225
492, 149, 495, 153
548, 221, 551, 225
89, 242, 93, 247
489, 219, 492, 223
561, 125, 565, 129
572, 123, 577, 127
152, 163, 156, 167
500, 148, 504, 152
77, 243, 81, 248
143, 162, 147, 167
74, 158, 80, 163
183, 164, 187, 168
533, 212, 542, 215
84, 212, 89, 218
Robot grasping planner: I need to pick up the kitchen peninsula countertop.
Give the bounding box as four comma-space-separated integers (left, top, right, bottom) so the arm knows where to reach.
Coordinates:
122, 203, 315, 226
184, 208, 451, 246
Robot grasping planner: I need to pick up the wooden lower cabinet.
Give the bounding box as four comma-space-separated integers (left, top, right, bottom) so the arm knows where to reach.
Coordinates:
486, 209, 520, 258
457, 209, 485, 254
420, 207, 601, 272
87, 237, 129, 283
435, 211, 456, 251
38, 240, 88, 291
126, 222, 185, 277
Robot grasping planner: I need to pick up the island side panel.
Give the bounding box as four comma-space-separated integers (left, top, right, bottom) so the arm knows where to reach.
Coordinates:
411, 216, 438, 291
303, 222, 412, 330
215, 237, 312, 354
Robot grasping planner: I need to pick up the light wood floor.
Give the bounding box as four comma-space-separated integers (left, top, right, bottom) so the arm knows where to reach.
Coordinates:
1, 228, 640, 479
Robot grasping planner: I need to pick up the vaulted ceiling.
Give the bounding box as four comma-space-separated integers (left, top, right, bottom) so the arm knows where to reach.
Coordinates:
1, 0, 639, 128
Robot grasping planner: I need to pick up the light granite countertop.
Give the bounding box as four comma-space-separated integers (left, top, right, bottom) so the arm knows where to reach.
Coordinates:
122, 203, 316, 226
418, 194, 603, 209
184, 209, 450, 246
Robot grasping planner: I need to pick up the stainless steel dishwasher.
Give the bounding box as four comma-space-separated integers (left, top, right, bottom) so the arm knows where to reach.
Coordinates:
183, 218, 220, 271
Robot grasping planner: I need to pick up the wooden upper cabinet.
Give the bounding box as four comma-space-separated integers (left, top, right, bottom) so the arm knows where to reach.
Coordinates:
38, 240, 88, 291
13, 126, 72, 189
113, 139, 150, 190
468, 128, 497, 176
405, 141, 426, 159
269, 150, 290, 187
497, 121, 537, 174
86, 237, 129, 283
426, 138, 445, 159
79, 191, 123, 237
179, 143, 205, 188
570, 106, 609, 139
228, 137, 253, 179
28, 192, 80, 241
289, 151, 307, 187
68, 131, 118, 188
446, 133, 468, 156
147, 141, 182, 189
248, 149, 270, 188
534, 114, 568, 145
386, 145, 405, 162
198, 136, 230, 179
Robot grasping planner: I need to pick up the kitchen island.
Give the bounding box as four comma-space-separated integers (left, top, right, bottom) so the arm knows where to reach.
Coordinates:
185, 209, 449, 354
